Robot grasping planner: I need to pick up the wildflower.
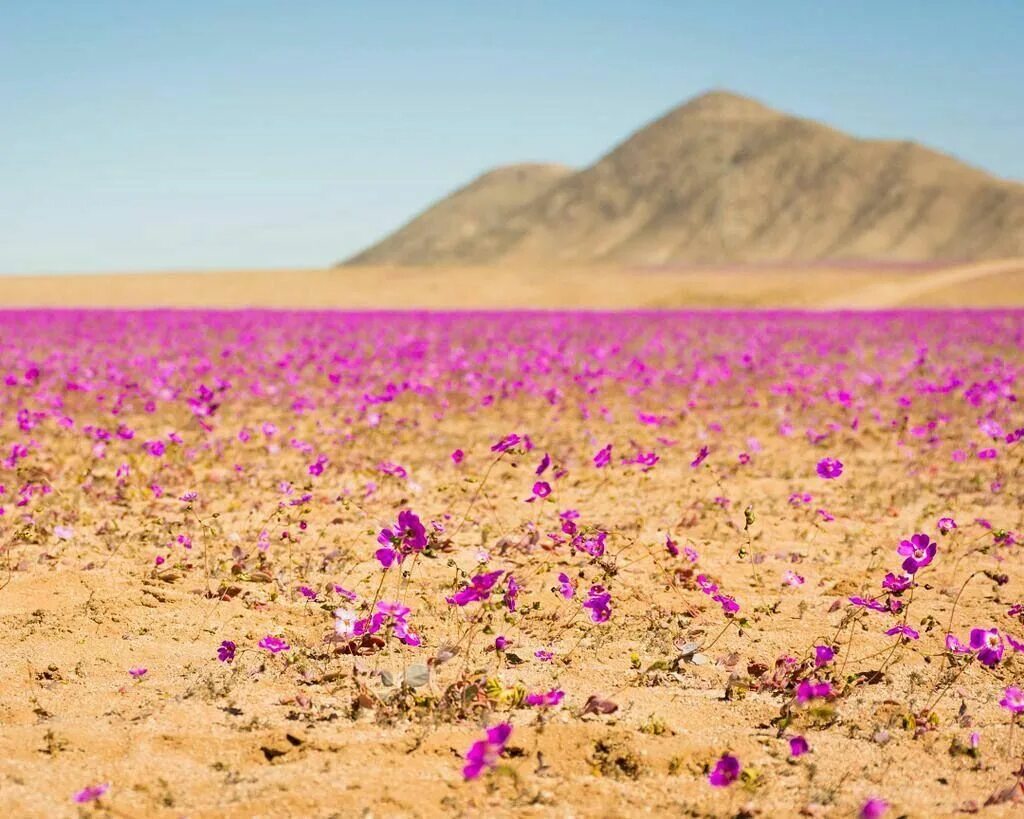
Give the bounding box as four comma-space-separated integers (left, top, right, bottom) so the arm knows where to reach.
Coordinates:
684, 546, 699, 562
494, 635, 508, 651
217, 641, 236, 663
451, 449, 464, 464
583, 585, 612, 623
376, 509, 427, 568
937, 516, 957, 534
690, 445, 710, 468
593, 444, 612, 468
447, 570, 504, 606
714, 593, 740, 615
530, 481, 552, 500
978, 448, 997, 460
298, 585, 317, 600
859, 798, 889, 819
73, 783, 110, 804
816, 508, 835, 522
525, 689, 565, 707
969, 628, 1004, 666
334, 608, 358, 637
503, 575, 519, 612
782, 570, 805, 586
308, 454, 328, 476
885, 624, 920, 641
534, 649, 553, 662
557, 572, 575, 599
945, 633, 971, 654
180, 491, 198, 502
53, 525, 74, 540
882, 572, 913, 593
665, 534, 679, 557
707, 753, 740, 787
795, 680, 831, 703
462, 723, 512, 780
128, 667, 147, 679
333, 583, 357, 601
536, 453, 551, 475
814, 645, 835, 667
491, 433, 521, 453
143, 440, 165, 457
816, 457, 843, 479
789, 736, 810, 757
1000, 686, 1024, 714
258, 635, 290, 654
896, 533, 936, 574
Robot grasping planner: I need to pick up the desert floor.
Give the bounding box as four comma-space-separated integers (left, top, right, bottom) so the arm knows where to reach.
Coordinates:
1, 258, 1023, 309
0, 303, 1022, 819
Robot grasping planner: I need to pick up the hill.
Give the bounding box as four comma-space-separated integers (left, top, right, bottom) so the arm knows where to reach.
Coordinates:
343, 90, 1024, 265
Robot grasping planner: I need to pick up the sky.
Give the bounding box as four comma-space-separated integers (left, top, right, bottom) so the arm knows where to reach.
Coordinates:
1, 1, 1022, 274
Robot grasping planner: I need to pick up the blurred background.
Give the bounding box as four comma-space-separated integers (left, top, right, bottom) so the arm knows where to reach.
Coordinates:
2, 1, 1023, 308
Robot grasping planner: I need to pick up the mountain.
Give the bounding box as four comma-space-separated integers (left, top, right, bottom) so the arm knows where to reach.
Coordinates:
342, 90, 1024, 266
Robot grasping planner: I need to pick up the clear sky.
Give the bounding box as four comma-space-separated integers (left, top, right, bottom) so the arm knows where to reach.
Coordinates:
2, 1, 1022, 274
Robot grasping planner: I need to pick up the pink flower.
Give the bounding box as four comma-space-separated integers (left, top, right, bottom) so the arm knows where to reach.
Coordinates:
259, 635, 290, 654
491, 433, 521, 453
74, 783, 110, 804
451, 449, 464, 464
128, 666, 147, 679
525, 688, 565, 707
1000, 686, 1024, 714
690, 445, 710, 468
707, 753, 740, 787
859, 798, 888, 819
816, 457, 843, 479
789, 736, 810, 757
463, 723, 512, 780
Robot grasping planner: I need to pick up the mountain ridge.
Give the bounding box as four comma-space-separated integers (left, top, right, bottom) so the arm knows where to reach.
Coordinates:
343, 90, 1024, 266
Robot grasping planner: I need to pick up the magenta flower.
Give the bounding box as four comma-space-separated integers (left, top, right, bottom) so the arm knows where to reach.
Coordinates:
885, 624, 920, 641
358, 600, 421, 646
73, 783, 110, 804
451, 448, 464, 464
882, 572, 913, 593
494, 635, 508, 651
536, 453, 551, 475
707, 753, 740, 787
593, 444, 612, 468
217, 640, 236, 663
531, 480, 552, 499
308, 454, 328, 476
298, 585, 317, 600
128, 666, 147, 679
534, 649, 553, 662
143, 440, 166, 457
937, 516, 957, 534
463, 723, 512, 780
1000, 686, 1024, 714
258, 635, 290, 654
796, 680, 831, 703
816, 457, 843, 479
582, 585, 612, 623
557, 572, 575, 599
782, 570, 805, 586
665, 534, 679, 557
447, 570, 504, 606
814, 645, 835, 667
969, 627, 1004, 666
333, 583, 358, 601
896, 533, 936, 574
491, 433, 521, 453
525, 688, 565, 707
789, 736, 810, 757
690, 445, 710, 468
503, 574, 519, 612
376, 509, 427, 568
859, 797, 889, 819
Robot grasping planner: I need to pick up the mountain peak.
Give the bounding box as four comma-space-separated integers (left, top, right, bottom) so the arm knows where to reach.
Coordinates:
676, 89, 781, 120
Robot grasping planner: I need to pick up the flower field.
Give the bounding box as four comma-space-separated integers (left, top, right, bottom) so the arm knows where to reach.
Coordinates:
1, 309, 1022, 817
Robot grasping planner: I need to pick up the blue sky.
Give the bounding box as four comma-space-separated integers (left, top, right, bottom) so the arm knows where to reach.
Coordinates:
2, 1, 1022, 274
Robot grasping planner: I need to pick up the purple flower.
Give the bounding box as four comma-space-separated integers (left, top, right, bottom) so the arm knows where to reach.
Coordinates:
298, 585, 317, 600
534, 649, 554, 662
859, 797, 888, 819
881, 572, 913, 593
376, 509, 427, 568
494, 635, 508, 651
796, 679, 831, 703
1000, 686, 1024, 714
491, 433, 521, 453
503, 574, 519, 612
849, 596, 887, 613
531, 480, 552, 499
789, 736, 810, 757
463, 723, 512, 780
333, 583, 357, 601
217, 640, 236, 663
896, 533, 936, 574
816, 457, 843, 479
258, 635, 290, 654
451, 448, 464, 464
814, 645, 835, 667
447, 570, 504, 606
945, 633, 971, 654
690, 445, 710, 468
582, 584, 612, 623
593, 444, 612, 468
557, 572, 575, 599
969, 627, 1004, 666
937, 516, 957, 534
74, 783, 110, 804
128, 666, 147, 679
885, 624, 920, 641
536, 453, 551, 475
665, 535, 679, 557
525, 688, 565, 707
707, 753, 740, 787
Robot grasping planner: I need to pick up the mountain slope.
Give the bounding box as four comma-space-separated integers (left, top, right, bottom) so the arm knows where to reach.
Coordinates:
343, 91, 1024, 265
346, 163, 572, 266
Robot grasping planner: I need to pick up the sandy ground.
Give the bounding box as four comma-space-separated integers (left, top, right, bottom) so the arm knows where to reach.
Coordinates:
0, 310, 1022, 818
0, 258, 1023, 309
